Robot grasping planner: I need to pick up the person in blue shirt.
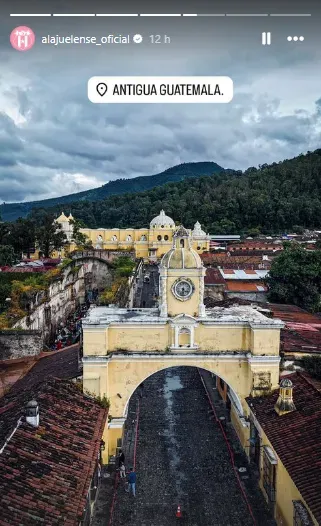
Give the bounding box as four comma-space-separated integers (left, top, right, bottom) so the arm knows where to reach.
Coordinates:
128, 467, 137, 497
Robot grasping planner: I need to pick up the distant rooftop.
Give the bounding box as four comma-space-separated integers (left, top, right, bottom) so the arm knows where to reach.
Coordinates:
210, 235, 241, 240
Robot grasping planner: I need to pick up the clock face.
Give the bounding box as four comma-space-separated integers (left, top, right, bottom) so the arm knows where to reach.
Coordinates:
172, 279, 194, 301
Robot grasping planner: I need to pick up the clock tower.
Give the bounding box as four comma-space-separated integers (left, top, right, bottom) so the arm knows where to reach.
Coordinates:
159, 225, 206, 318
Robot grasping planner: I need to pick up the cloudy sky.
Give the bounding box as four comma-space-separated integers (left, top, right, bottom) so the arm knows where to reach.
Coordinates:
1, 0, 321, 203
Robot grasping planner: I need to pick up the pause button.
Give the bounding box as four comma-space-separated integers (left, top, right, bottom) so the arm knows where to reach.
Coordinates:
262, 32, 271, 45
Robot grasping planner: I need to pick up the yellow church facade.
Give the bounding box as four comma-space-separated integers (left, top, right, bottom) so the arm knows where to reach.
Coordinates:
82, 226, 284, 462
55, 210, 210, 260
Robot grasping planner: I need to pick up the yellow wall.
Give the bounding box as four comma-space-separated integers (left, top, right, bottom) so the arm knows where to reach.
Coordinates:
251, 329, 281, 356
83, 323, 279, 356
67, 225, 210, 260
108, 325, 169, 351
197, 326, 250, 351
83, 329, 108, 356
230, 404, 250, 449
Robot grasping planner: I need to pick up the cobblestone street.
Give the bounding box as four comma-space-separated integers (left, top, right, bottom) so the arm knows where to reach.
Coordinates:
110, 367, 276, 526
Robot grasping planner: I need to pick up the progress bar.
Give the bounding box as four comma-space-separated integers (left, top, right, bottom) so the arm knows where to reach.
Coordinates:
10, 13, 312, 17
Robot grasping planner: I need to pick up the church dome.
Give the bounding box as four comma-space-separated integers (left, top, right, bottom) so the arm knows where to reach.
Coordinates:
150, 210, 175, 229
192, 221, 206, 238
161, 247, 202, 269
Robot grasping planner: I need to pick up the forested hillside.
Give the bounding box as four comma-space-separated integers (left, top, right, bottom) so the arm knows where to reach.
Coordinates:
28, 149, 321, 235
0, 161, 224, 221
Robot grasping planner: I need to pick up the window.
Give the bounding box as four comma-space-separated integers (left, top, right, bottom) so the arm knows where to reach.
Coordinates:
197, 246, 201, 250
161, 224, 164, 228
263, 446, 277, 504
180, 239, 185, 247
293, 500, 314, 526
164, 235, 169, 241
157, 235, 162, 241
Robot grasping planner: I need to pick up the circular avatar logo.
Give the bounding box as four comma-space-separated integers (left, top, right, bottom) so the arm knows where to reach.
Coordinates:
10, 26, 35, 51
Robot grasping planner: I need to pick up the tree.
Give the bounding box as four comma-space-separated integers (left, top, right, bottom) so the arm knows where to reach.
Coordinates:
300, 355, 321, 380
70, 219, 92, 248
35, 213, 67, 257
266, 243, 321, 312
0, 222, 10, 245
6, 218, 36, 258
0, 245, 16, 266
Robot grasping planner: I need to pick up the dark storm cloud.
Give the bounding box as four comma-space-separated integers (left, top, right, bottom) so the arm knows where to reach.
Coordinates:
0, 11, 321, 202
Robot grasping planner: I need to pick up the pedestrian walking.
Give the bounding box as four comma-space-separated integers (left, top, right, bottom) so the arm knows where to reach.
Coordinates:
119, 462, 126, 479
118, 449, 125, 469
128, 467, 136, 497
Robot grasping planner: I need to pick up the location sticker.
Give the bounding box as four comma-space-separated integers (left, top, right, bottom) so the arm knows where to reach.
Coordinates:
88, 76, 234, 104
96, 82, 108, 96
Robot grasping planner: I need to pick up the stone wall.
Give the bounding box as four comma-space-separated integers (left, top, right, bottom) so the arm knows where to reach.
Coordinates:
81, 259, 113, 292
0, 330, 43, 360
127, 260, 144, 308
71, 249, 134, 264
14, 259, 113, 344
204, 284, 226, 303
227, 292, 268, 303
14, 266, 86, 343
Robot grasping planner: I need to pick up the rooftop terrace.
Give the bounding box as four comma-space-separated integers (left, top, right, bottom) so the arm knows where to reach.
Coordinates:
82, 305, 283, 327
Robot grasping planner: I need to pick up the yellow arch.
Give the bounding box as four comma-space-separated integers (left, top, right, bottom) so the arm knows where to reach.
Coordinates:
122, 364, 244, 418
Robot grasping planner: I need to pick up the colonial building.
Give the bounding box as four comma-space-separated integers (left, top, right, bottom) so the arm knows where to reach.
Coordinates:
56, 210, 210, 261
82, 226, 284, 461
246, 373, 321, 526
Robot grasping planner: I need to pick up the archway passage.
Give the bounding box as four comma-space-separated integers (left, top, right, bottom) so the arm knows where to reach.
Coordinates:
108, 366, 274, 526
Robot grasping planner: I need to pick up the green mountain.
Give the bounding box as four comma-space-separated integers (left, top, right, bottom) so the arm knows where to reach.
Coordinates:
28, 149, 321, 235
0, 162, 225, 222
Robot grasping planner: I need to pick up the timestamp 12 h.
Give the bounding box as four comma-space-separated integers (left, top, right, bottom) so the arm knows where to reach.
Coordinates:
149, 35, 171, 44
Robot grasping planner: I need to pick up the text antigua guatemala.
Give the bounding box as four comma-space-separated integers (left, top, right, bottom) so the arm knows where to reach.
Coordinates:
111, 83, 224, 97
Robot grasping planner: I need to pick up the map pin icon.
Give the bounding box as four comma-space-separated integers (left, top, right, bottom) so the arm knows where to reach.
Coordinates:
96, 83, 108, 97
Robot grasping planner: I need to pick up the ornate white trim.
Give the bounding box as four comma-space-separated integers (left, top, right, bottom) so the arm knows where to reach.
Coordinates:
247, 354, 281, 365
170, 313, 198, 325
102, 353, 249, 362
250, 321, 285, 329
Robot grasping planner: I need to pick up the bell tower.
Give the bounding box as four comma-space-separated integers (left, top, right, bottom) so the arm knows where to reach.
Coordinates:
159, 226, 206, 318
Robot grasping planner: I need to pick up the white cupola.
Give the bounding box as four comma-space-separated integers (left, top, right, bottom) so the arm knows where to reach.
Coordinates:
150, 210, 175, 229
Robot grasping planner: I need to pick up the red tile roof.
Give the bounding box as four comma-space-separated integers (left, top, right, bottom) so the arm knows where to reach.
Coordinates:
204, 268, 226, 285
0, 378, 107, 525
0, 347, 81, 444
269, 304, 321, 325
247, 373, 321, 523
281, 328, 321, 354
200, 253, 272, 270
225, 281, 268, 292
